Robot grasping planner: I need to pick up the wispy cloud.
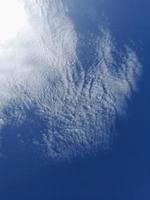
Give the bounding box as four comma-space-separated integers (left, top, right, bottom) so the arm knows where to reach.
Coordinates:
0, 0, 142, 160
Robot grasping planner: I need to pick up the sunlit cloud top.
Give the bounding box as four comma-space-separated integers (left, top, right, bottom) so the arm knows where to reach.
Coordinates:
0, 0, 28, 44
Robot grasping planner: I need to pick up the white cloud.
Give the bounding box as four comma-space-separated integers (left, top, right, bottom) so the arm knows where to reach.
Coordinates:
0, 0, 142, 160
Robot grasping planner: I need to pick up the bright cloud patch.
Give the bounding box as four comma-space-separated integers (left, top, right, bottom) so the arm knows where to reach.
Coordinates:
0, 0, 28, 44
0, 0, 141, 161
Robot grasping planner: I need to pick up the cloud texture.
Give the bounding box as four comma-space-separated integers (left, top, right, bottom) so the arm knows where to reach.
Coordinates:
0, 0, 141, 160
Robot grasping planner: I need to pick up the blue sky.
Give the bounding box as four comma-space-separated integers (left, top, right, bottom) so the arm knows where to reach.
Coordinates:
0, 0, 150, 199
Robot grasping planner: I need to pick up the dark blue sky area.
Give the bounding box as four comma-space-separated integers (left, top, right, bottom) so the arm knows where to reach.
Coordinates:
0, 0, 150, 199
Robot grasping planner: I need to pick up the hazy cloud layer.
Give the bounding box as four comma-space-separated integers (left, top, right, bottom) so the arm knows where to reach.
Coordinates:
0, 0, 141, 160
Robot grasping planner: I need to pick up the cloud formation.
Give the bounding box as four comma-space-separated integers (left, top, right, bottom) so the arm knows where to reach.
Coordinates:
0, 0, 141, 160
